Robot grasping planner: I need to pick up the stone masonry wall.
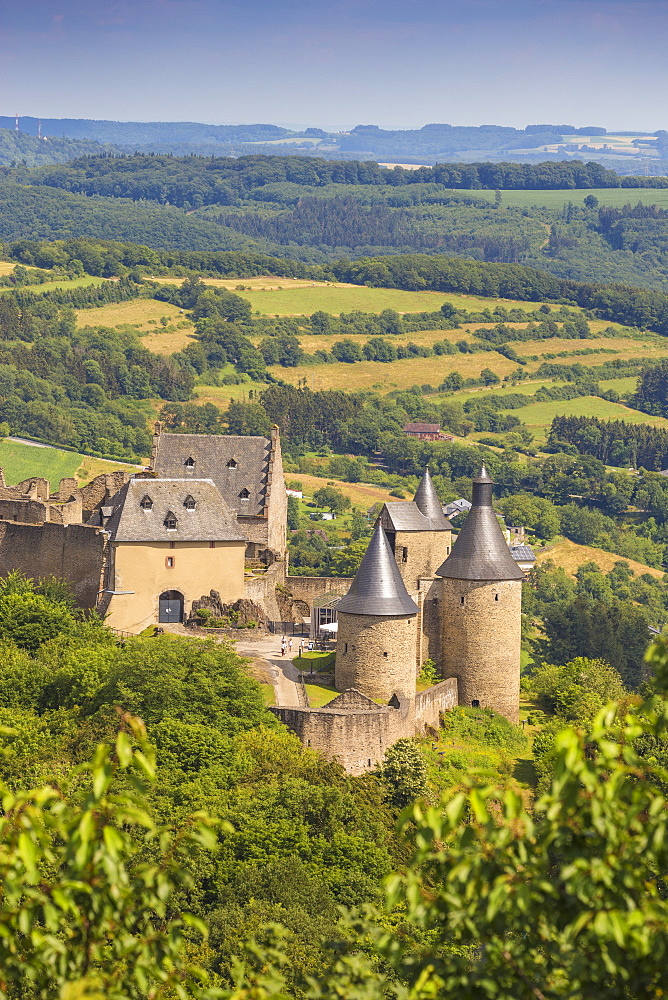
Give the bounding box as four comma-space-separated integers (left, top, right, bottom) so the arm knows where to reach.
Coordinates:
284, 575, 352, 603
441, 577, 522, 723
414, 678, 458, 732
0, 521, 107, 607
416, 577, 441, 672
269, 697, 413, 774
393, 528, 451, 590
335, 612, 417, 702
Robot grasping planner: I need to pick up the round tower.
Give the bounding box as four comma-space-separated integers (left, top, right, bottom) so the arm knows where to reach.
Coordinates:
335, 523, 418, 702
436, 465, 524, 723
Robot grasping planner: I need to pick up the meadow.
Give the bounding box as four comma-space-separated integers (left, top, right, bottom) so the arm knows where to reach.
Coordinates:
473, 187, 668, 210
75, 298, 197, 353
535, 537, 664, 580
0, 275, 104, 295
500, 395, 668, 445
0, 439, 135, 488
150, 275, 555, 316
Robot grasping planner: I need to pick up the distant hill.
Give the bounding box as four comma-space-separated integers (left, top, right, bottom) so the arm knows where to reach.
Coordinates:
0, 128, 114, 167
2, 116, 666, 173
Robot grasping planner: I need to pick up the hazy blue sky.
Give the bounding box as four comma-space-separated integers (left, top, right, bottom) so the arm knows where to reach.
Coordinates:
1, 0, 666, 130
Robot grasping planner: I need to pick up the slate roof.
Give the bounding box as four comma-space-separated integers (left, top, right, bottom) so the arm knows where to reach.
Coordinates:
437, 465, 524, 582
404, 422, 441, 433
337, 523, 419, 617
105, 478, 247, 543
151, 433, 271, 518
444, 498, 472, 518
380, 468, 452, 533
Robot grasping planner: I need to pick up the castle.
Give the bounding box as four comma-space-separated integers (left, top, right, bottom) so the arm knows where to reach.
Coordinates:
0, 424, 287, 631
271, 465, 524, 773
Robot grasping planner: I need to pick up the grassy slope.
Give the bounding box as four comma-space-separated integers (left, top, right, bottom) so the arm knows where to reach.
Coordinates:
0, 439, 138, 487
505, 395, 668, 445
76, 298, 198, 354
536, 536, 663, 579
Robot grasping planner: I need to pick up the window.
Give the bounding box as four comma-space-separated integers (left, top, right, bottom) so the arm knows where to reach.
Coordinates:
183, 495, 196, 510
446, 545, 450, 555
383, 651, 388, 658
184, 457, 195, 468
239, 488, 250, 499
164, 512, 177, 530
140, 495, 153, 510
166, 556, 174, 568
472, 699, 480, 708
226, 458, 237, 469
495, 593, 499, 602
343, 642, 348, 653
210, 541, 216, 549
460, 596, 465, 605
401, 546, 408, 563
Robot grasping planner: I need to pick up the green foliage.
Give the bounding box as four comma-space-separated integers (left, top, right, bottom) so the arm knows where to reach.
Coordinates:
312, 485, 350, 514
417, 659, 439, 686
379, 739, 428, 809
528, 656, 626, 720
0, 715, 218, 1000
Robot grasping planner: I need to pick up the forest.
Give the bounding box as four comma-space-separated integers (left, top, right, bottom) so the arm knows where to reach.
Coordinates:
1, 154, 668, 288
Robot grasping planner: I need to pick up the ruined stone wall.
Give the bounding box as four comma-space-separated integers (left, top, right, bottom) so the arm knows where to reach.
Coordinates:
284, 575, 352, 603
0, 499, 49, 524
441, 577, 522, 724
80, 471, 133, 518
335, 612, 417, 702
0, 521, 106, 607
393, 529, 451, 590
243, 563, 284, 621
269, 698, 413, 774
414, 678, 458, 733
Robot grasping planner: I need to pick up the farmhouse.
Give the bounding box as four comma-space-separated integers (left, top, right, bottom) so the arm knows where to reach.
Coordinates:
402, 422, 453, 441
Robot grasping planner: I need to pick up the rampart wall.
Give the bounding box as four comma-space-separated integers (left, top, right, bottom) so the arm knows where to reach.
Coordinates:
284, 575, 352, 603
0, 521, 107, 607
414, 678, 458, 732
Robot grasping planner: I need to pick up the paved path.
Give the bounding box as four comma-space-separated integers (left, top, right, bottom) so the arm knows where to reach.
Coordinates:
234, 635, 303, 707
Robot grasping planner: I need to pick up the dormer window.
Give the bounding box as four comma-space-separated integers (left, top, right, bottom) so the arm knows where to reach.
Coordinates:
184, 457, 195, 468
164, 512, 178, 530
140, 495, 153, 510
183, 495, 196, 510
239, 488, 250, 500
226, 458, 237, 469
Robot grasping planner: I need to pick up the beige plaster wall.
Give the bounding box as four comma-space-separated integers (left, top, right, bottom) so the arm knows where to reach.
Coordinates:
105, 539, 246, 632
441, 578, 522, 724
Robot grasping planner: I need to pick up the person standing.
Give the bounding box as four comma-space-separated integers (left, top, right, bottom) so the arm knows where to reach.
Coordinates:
288, 637, 293, 654
281, 637, 287, 657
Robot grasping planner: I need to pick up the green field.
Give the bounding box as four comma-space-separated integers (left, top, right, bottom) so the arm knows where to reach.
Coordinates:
0, 440, 136, 488
179, 278, 556, 317
504, 396, 668, 443
473, 187, 668, 210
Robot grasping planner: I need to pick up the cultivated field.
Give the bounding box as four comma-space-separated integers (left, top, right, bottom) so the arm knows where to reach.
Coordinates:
536, 537, 664, 580
76, 299, 197, 353
473, 187, 668, 210
502, 395, 668, 445
150, 276, 555, 316
269, 352, 519, 392
0, 440, 137, 488
0, 275, 105, 295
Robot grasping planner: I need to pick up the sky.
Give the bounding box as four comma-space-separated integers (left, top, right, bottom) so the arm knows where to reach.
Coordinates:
0, 0, 667, 131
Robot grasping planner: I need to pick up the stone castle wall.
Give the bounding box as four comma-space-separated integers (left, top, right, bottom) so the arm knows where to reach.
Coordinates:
0, 520, 107, 607
270, 680, 459, 774
336, 612, 417, 702
393, 528, 451, 590
416, 578, 442, 671
284, 575, 353, 604
441, 577, 522, 723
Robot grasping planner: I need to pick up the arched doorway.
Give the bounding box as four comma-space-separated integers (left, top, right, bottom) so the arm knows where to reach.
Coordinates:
159, 590, 184, 624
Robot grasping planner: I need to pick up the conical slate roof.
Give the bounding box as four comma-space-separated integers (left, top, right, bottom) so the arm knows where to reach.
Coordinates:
436, 464, 524, 582
337, 523, 419, 616
414, 467, 449, 523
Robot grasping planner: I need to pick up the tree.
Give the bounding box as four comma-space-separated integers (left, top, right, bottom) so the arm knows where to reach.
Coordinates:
0, 715, 218, 999
312, 486, 350, 514
379, 738, 427, 809
330, 538, 368, 577
287, 495, 301, 530
480, 367, 500, 385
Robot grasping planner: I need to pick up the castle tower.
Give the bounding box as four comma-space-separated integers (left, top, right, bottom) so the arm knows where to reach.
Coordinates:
437, 465, 524, 723
379, 467, 452, 588
335, 523, 418, 702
